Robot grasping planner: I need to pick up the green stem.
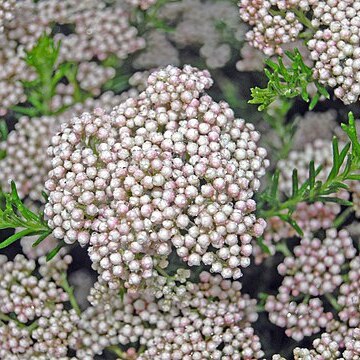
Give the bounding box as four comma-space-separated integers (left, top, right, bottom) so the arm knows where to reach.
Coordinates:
325, 293, 341, 311
275, 242, 292, 257
60, 273, 81, 316
107, 345, 126, 358
260, 160, 358, 219
155, 266, 170, 278
333, 207, 354, 228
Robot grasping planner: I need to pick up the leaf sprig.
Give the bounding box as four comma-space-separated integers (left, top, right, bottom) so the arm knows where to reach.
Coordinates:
249, 49, 330, 111
258, 112, 360, 235
0, 181, 52, 250
12, 34, 85, 117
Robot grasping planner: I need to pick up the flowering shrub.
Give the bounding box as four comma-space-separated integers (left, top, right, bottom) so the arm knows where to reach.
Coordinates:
0, 0, 359, 358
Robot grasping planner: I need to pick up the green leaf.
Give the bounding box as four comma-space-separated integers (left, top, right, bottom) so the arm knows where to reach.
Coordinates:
0, 120, 8, 141
315, 196, 353, 206
308, 160, 316, 190
32, 230, 52, 248
292, 169, 299, 197
257, 237, 271, 255
0, 182, 52, 250
249, 49, 329, 111
46, 241, 65, 261
0, 228, 37, 249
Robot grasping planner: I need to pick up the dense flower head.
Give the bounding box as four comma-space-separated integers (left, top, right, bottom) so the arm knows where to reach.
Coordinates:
338, 256, 360, 329
277, 229, 356, 296
69, 272, 261, 359
44, 65, 269, 290
239, 0, 360, 104
0, 254, 80, 359
265, 289, 333, 341
0, 0, 143, 113
239, 0, 309, 56
0, 91, 123, 201
309, 0, 360, 104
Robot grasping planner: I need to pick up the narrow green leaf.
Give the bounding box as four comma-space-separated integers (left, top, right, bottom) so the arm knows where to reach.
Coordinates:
0, 228, 37, 249
309, 93, 320, 110
315, 196, 353, 206
32, 230, 51, 248
46, 241, 65, 261
309, 160, 316, 190
292, 169, 299, 197
257, 237, 271, 255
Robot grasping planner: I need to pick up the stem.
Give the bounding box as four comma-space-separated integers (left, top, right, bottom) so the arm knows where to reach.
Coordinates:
333, 207, 354, 228
325, 293, 341, 311
275, 242, 292, 257
260, 159, 358, 219
0, 313, 12, 322
60, 273, 81, 316
107, 345, 126, 358
155, 266, 170, 278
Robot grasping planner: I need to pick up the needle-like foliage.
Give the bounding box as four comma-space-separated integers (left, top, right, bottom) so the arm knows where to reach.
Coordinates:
249, 49, 330, 111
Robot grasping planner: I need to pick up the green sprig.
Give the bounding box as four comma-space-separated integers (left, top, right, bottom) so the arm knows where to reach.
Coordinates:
249, 49, 329, 111
0, 181, 52, 250
13, 34, 85, 117
258, 112, 360, 235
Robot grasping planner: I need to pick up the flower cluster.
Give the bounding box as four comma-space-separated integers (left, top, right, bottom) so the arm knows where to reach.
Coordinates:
277, 229, 355, 296
265, 291, 333, 341
239, 0, 308, 56
44, 65, 268, 290
0, 0, 15, 33
143, 0, 245, 69
309, 0, 360, 104
0, 91, 123, 201
66, 272, 263, 359
265, 229, 358, 341
0, 254, 79, 359
240, 0, 360, 104
273, 328, 360, 359
138, 272, 263, 360
0, 0, 143, 113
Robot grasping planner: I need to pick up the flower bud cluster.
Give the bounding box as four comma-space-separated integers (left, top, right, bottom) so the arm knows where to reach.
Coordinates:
338, 256, 360, 329
239, 0, 309, 56
44, 65, 268, 290
71, 272, 262, 359
53, 2, 145, 63
309, 1, 360, 104
0, 254, 80, 359
265, 291, 333, 341
277, 229, 355, 296
0, 254, 69, 324
0, 91, 123, 201
273, 328, 360, 359
138, 272, 263, 360
0, 0, 143, 113
0, 0, 15, 33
